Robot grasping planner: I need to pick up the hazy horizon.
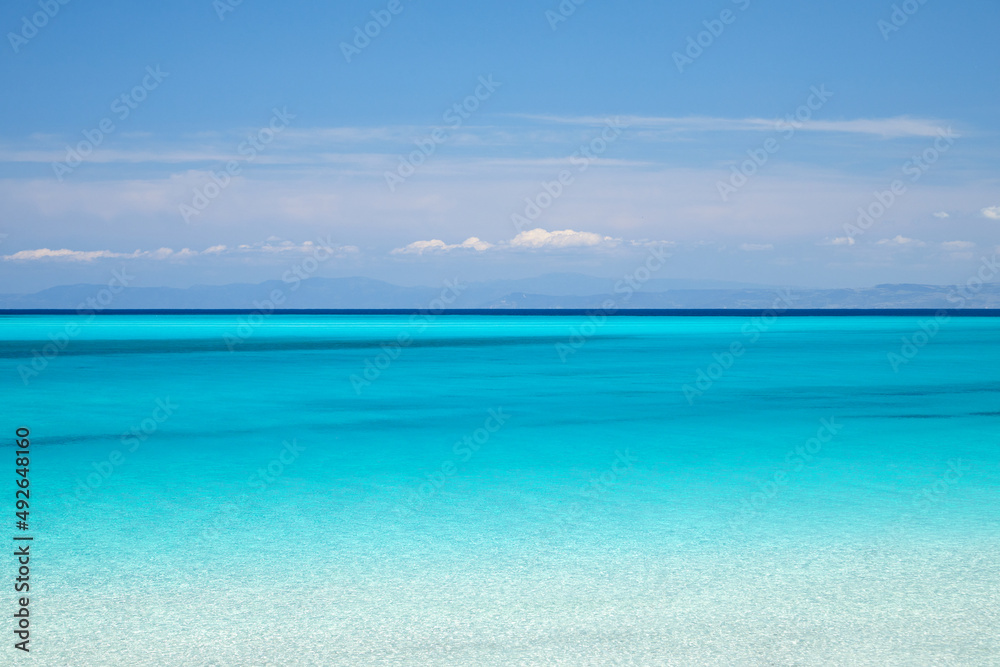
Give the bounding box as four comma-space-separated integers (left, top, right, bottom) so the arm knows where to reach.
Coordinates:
2, 0, 999, 295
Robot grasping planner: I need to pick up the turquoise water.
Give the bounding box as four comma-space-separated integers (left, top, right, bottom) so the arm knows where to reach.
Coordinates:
2, 314, 998, 665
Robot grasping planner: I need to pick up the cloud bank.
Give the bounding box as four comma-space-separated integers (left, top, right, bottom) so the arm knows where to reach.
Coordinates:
391, 228, 663, 255
2, 238, 358, 262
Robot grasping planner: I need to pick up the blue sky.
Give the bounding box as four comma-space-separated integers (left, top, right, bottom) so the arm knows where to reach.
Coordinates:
1, 0, 998, 291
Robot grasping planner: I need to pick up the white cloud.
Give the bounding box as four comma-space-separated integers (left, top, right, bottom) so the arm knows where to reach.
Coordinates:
2, 238, 356, 262
391, 237, 494, 255
793, 118, 954, 138
982, 206, 1000, 220
2, 248, 168, 262
739, 243, 773, 251
0, 114, 957, 173
391, 239, 450, 255
941, 241, 974, 250
234, 238, 359, 254
933, 211, 950, 219
509, 228, 617, 249
514, 114, 953, 138
821, 237, 856, 246
876, 235, 926, 247
393, 229, 624, 255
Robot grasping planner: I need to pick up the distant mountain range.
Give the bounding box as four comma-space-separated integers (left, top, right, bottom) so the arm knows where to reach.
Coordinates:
1, 274, 998, 310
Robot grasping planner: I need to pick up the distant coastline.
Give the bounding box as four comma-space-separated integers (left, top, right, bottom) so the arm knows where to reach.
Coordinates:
2, 274, 999, 310
3, 309, 1000, 316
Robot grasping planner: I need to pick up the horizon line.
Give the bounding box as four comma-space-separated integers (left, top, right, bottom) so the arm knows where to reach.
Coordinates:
3, 309, 999, 317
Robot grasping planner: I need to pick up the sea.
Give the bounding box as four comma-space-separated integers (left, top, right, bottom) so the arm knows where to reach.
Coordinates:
1, 313, 998, 665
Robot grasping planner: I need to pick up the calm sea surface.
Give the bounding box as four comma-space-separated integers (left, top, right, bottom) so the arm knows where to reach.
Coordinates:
2, 314, 998, 665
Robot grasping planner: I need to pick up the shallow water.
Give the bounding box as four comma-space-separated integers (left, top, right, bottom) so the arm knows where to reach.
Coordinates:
2, 314, 998, 665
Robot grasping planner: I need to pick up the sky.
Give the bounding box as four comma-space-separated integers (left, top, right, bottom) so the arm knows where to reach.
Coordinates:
1, 0, 998, 292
